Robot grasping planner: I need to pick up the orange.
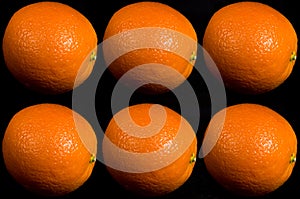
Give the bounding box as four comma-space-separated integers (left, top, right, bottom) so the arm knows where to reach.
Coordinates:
201, 103, 297, 196
102, 1, 198, 94
102, 103, 197, 197
2, 1, 97, 95
202, 1, 297, 94
2, 103, 97, 196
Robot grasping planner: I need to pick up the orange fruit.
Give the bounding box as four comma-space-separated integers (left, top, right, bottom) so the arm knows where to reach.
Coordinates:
102, 1, 198, 94
202, 1, 298, 94
2, 1, 97, 95
102, 103, 197, 196
201, 103, 297, 196
2, 103, 97, 196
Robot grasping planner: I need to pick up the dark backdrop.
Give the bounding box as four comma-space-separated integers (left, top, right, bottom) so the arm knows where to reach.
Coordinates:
0, 0, 299, 198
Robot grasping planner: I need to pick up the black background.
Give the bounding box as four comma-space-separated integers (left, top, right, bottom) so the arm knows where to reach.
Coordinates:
0, 0, 299, 198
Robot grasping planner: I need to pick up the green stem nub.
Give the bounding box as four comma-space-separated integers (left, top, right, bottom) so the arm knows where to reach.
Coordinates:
290, 153, 296, 164
89, 154, 96, 163
290, 51, 297, 62
90, 51, 97, 62
190, 51, 197, 62
190, 153, 197, 164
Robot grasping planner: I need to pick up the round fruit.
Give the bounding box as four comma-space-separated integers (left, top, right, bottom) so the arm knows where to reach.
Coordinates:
202, 103, 297, 196
102, 1, 198, 94
2, 1, 97, 95
202, 1, 297, 94
102, 103, 197, 196
2, 103, 97, 196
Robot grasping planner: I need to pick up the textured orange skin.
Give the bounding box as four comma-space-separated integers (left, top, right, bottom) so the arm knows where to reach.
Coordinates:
103, 103, 197, 197
103, 2, 197, 94
203, 2, 298, 94
2, 103, 97, 196
203, 103, 297, 196
2, 2, 97, 94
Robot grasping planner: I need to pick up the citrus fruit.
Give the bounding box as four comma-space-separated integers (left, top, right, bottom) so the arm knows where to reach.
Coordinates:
202, 1, 297, 94
102, 1, 198, 94
201, 103, 297, 196
2, 1, 97, 95
2, 103, 97, 196
102, 103, 197, 196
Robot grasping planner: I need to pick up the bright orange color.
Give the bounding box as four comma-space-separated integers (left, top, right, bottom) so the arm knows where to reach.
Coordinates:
102, 103, 197, 196
2, 1, 97, 95
2, 103, 97, 196
202, 103, 297, 196
203, 1, 298, 94
102, 1, 198, 94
